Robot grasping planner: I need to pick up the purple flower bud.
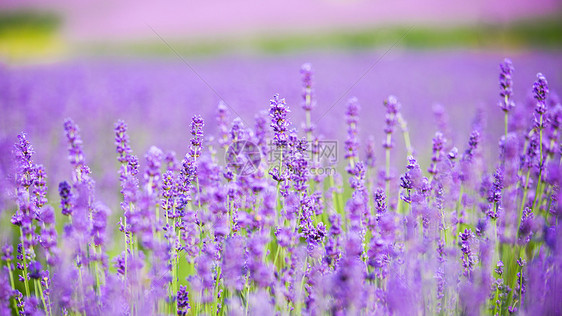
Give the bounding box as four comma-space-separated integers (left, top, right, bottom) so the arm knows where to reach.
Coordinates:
498, 58, 515, 112
229, 117, 247, 143
59, 181, 73, 216
1, 244, 13, 261
13, 133, 35, 188
374, 188, 387, 216
519, 207, 535, 244
28, 261, 42, 280
114, 120, 132, 163
344, 97, 360, 163
177, 285, 191, 315
92, 202, 109, 246
428, 132, 446, 175
382, 95, 401, 149
38, 205, 55, 225
217, 101, 230, 148
533, 73, 549, 104
301, 63, 316, 111
365, 136, 376, 168
495, 260, 504, 275
63, 118, 85, 169
190, 115, 204, 159
269, 94, 291, 148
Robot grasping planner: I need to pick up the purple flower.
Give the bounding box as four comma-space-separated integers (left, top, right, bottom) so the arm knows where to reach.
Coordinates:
344, 97, 360, 166
519, 207, 535, 243
269, 94, 291, 148
330, 247, 364, 312
459, 228, 475, 277
301, 63, 315, 110
533, 73, 549, 104
216, 101, 230, 148
495, 260, 504, 276
287, 151, 309, 193
486, 166, 503, 219
229, 117, 247, 142
0, 268, 13, 314
498, 58, 515, 112
222, 236, 246, 291
462, 130, 479, 162
144, 146, 164, 194
533, 74, 550, 136
475, 217, 487, 236
400, 156, 423, 203
28, 260, 42, 280
63, 118, 85, 170
114, 120, 132, 163
190, 115, 204, 160
365, 136, 376, 169
276, 226, 295, 248
32, 164, 48, 209
254, 112, 268, 156
382, 95, 400, 149
92, 202, 109, 246
14, 133, 34, 180
177, 285, 190, 315
428, 132, 446, 176
1, 244, 13, 262
374, 188, 387, 216
59, 181, 73, 216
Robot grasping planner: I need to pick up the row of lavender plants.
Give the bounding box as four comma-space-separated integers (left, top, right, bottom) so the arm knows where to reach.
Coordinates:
1, 59, 561, 315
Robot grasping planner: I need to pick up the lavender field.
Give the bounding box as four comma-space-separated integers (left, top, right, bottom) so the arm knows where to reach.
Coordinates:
1, 50, 562, 315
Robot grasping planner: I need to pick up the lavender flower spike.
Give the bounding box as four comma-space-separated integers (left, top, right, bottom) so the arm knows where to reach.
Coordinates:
269, 94, 291, 148
533, 73, 549, 105
59, 181, 73, 216
14, 133, 35, 189
190, 115, 204, 160
533, 73, 549, 133
114, 120, 132, 164
301, 63, 314, 111
63, 118, 85, 170
177, 285, 190, 315
216, 101, 229, 149
301, 63, 316, 138
383, 95, 400, 197
345, 97, 360, 172
498, 58, 515, 113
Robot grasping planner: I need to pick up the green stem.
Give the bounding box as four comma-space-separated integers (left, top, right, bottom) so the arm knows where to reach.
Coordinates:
35, 279, 49, 316
504, 109, 508, 140
398, 114, 413, 156
455, 184, 464, 239
532, 116, 544, 212
518, 170, 531, 229
385, 134, 391, 200
213, 266, 222, 314
124, 211, 130, 283
493, 217, 500, 265
305, 108, 312, 143
245, 286, 251, 316
19, 227, 30, 297
78, 265, 86, 313
518, 265, 524, 308
7, 262, 17, 312
273, 245, 282, 268
274, 148, 284, 226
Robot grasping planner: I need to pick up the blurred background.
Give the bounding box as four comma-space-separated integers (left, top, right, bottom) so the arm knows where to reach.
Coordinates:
1, 0, 562, 60
0, 0, 561, 212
